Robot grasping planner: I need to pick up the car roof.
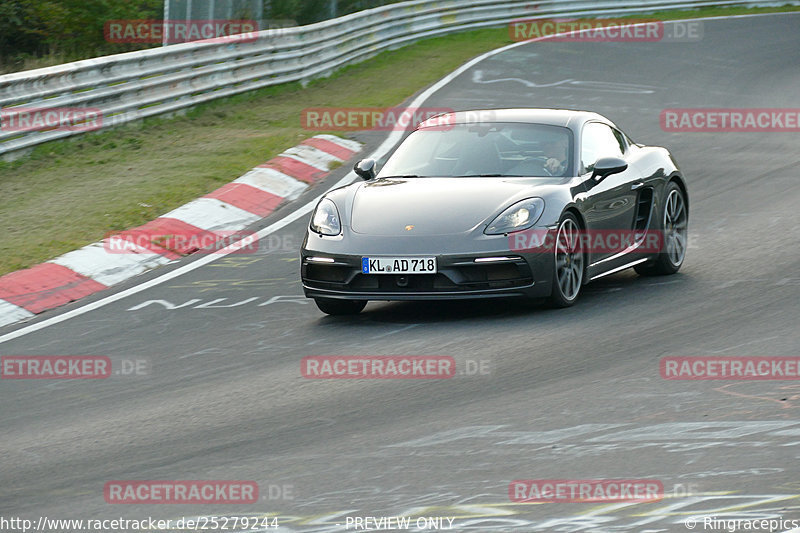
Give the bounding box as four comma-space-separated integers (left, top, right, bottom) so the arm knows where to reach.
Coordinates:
417, 108, 615, 131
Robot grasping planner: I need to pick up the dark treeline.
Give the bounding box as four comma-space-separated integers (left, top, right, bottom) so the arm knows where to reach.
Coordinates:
0, 0, 403, 72
0, 0, 163, 70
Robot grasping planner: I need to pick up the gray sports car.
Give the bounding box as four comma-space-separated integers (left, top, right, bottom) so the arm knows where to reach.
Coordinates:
301, 109, 688, 315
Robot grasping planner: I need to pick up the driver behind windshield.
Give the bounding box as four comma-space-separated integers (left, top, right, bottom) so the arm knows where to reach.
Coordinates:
542, 138, 569, 176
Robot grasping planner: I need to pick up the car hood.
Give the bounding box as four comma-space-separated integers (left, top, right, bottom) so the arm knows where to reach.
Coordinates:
349, 177, 559, 236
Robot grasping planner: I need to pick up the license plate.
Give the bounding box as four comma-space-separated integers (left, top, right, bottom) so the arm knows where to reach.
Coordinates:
361, 257, 437, 274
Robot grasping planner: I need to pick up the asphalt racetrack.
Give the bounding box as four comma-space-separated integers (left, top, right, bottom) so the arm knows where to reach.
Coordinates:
1, 13, 799, 533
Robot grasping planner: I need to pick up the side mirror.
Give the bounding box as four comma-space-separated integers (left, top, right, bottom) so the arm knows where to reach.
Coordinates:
354, 159, 376, 181
591, 157, 628, 182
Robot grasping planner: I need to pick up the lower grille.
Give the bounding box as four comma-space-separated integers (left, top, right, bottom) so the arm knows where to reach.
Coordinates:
304, 260, 533, 293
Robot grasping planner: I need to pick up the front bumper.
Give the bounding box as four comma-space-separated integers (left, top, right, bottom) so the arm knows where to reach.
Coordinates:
300, 231, 555, 301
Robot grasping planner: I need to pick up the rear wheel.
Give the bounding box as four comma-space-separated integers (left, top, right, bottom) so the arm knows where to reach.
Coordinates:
548, 213, 585, 308
314, 298, 366, 315
635, 181, 688, 276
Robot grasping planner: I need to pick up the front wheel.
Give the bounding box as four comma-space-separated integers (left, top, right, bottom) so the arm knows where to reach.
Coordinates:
314, 298, 367, 315
635, 181, 688, 276
548, 213, 585, 308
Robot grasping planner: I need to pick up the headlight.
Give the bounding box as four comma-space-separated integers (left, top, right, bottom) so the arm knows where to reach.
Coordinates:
484, 198, 545, 235
310, 198, 342, 236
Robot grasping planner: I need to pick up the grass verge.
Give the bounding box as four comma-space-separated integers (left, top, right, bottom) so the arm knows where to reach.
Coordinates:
0, 4, 797, 276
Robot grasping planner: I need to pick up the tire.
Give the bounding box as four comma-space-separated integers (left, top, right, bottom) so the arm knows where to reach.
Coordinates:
314, 298, 367, 315
548, 212, 585, 308
635, 181, 688, 276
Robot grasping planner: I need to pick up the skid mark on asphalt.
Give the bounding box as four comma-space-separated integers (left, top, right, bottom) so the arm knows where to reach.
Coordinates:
702, 335, 784, 354
167, 278, 293, 292
381, 421, 800, 457
370, 324, 421, 340
179, 347, 226, 359
713, 383, 800, 410
206, 256, 266, 268
679, 467, 785, 479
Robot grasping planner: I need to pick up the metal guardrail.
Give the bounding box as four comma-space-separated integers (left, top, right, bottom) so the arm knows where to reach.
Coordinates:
0, 0, 793, 159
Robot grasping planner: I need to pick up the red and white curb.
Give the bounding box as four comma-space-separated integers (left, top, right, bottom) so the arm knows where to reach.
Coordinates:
0, 134, 362, 328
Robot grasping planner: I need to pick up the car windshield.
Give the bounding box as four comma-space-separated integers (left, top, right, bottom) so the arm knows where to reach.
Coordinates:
379, 122, 574, 178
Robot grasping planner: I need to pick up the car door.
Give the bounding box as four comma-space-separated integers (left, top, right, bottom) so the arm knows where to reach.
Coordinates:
578, 122, 639, 265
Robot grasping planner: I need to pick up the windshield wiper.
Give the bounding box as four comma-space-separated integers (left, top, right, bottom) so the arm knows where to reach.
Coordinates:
378, 174, 425, 179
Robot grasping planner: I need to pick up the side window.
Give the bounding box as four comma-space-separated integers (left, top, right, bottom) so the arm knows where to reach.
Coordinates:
580, 122, 624, 174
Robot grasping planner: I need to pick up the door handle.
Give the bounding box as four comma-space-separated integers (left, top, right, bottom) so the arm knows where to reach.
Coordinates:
631, 181, 645, 190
